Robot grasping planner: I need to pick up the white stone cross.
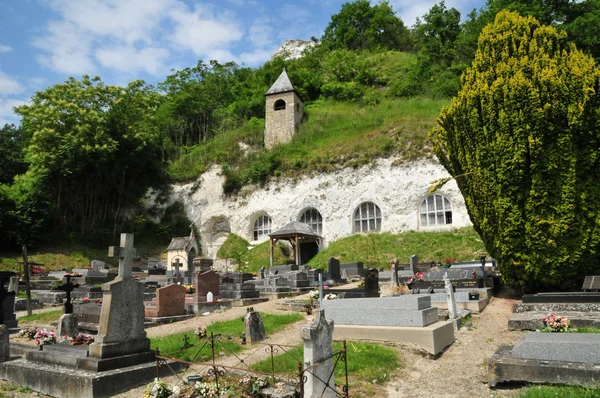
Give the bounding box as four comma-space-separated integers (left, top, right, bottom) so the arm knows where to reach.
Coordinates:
108, 233, 136, 278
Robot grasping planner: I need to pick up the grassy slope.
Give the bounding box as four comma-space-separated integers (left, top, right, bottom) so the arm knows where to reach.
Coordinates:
237, 226, 486, 273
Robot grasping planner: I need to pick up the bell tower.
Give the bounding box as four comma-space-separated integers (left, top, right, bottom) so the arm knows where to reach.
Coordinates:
264, 69, 303, 149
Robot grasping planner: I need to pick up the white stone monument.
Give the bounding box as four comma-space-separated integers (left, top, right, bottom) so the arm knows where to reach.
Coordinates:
444, 272, 458, 330
301, 310, 336, 398
88, 233, 151, 359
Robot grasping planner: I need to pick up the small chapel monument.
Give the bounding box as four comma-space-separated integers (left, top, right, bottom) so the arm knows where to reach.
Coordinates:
264, 69, 303, 149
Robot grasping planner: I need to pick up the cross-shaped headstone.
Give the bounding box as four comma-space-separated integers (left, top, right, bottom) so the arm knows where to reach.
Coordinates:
55, 274, 79, 314
108, 233, 136, 278
172, 258, 181, 277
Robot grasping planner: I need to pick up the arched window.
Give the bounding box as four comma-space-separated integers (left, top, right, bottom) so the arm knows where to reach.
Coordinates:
274, 99, 286, 111
300, 208, 323, 235
353, 202, 382, 233
420, 194, 452, 226
253, 215, 272, 241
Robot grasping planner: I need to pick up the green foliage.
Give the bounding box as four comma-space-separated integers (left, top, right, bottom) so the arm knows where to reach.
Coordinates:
241, 240, 294, 273
321, 0, 411, 51
518, 385, 600, 398
431, 11, 600, 292
0, 124, 29, 185
251, 341, 399, 384
307, 227, 486, 270
18, 309, 63, 324
13, 76, 165, 244
217, 234, 249, 262
150, 313, 303, 362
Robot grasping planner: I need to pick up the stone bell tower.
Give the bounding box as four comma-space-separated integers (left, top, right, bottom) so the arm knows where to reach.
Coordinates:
264, 69, 303, 149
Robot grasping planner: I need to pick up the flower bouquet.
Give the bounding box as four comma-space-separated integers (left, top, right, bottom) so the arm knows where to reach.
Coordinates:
195, 326, 207, 339
69, 333, 95, 345
323, 293, 337, 300
183, 284, 196, 294
81, 297, 91, 303
34, 329, 56, 347
407, 271, 426, 286
542, 313, 571, 333
17, 327, 38, 340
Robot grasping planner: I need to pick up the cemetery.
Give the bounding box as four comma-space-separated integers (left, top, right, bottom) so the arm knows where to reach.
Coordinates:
0, 230, 598, 398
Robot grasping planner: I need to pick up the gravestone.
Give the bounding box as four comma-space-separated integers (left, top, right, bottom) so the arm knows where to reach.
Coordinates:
0, 325, 8, 361
7, 277, 18, 294
91, 260, 106, 271
193, 258, 213, 273
339, 262, 364, 278
409, 255, 418, 273
171, 258, 183, 284
582, 276, 600, 292
244, 311, 266, 344
54, 274, 79, 314
88, 233, 152, 361
0, 272, 17, 328
259, 266, 265, 280
364, 268, 379, 297
145, 284, 186, 318
195, 270, 220, 301
58, 313, 79, 337
328, 258, 341, 281
444, 274, 458, 329
301, 309, 335, 398
391, 262, 399, 287
287, 271, 309, 288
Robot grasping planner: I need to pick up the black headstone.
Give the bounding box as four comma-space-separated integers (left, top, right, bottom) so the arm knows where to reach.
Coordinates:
365, 268, 379, 296
328, 258, 341, 281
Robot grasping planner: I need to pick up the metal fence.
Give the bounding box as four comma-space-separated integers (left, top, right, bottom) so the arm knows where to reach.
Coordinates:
155, 332, 349, 397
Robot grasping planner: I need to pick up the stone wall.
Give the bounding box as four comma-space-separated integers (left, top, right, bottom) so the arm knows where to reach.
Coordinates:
153, 158, 472, 259
264, 91, 302, 149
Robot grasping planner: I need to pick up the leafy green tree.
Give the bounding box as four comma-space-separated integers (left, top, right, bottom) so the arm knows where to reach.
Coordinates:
321, 0, 410, 51
0, 123, 29, 184
413, 1, 462, 67
14, 76, 164, 241
564, 0, 600, 61
430, 11, 600, 293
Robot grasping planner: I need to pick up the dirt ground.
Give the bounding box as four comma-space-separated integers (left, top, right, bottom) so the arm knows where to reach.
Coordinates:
2, 285, 531, 398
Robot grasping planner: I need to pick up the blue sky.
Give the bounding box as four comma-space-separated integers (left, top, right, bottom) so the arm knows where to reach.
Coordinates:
0, 0, 485, 126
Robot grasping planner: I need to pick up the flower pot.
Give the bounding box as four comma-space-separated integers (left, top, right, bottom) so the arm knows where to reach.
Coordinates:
468, 293, 480, 301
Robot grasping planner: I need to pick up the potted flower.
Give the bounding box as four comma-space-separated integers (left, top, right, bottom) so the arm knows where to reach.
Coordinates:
468, 290, 480, 300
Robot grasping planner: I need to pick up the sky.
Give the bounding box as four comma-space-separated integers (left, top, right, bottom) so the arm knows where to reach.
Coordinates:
0, 0, 485, 126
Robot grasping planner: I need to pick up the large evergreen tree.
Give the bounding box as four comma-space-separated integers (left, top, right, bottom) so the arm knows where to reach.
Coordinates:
430, 10, 600, 292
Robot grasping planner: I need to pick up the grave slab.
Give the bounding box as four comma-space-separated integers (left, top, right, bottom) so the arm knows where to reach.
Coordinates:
489, 345, 600, 388
512, 333, 600, 363
332, 320, 455, 355
508, 311, 600, 331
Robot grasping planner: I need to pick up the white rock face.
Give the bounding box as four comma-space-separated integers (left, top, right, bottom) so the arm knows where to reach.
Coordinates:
155, 158, 472, 259
271, 40, 317, 60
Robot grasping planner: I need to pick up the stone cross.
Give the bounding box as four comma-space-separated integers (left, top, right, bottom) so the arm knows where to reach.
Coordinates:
108, 233, 136, 279
301, 309, 336, 398
55, 274, 79, 314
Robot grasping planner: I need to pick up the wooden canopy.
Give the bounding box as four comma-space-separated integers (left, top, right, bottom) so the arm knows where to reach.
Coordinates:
268, 221, 322, 267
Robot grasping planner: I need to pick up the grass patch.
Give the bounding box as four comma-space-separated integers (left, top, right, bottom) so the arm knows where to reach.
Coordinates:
18, 309, 63, 324
151, 313, 304, 362
518, 385, 600, 397
306, 227, 486, 271
251, 341, 399, 386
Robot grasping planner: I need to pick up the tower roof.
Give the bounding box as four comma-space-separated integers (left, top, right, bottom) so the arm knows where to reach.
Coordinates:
266, 69, 296, 95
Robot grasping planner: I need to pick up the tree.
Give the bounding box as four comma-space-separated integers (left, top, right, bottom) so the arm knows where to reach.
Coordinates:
0, 123, 29, 184
430, 11, 600, 292
413, 1, 462, 67
321, 0, 410, 51
14, 76, 164, 241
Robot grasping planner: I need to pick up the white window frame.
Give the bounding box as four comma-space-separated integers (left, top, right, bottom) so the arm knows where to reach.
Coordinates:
300, 208, 323, 235
253, 215, 272, 241
353, 202, 382, 233
420, 194, 452, 227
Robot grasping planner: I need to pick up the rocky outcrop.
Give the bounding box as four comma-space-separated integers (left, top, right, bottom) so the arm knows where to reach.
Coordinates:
271, 40, 317, 60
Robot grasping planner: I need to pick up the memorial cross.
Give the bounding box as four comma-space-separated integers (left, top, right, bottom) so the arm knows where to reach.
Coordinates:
108, 233, 136, 278
55, 274, 80, 314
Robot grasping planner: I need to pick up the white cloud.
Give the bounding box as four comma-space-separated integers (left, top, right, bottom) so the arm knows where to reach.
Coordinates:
0, 70, 23, 95
0, 44, 12, 53
239, 47, 278, 65
279, 4, 309, 22
32, 20, 96, 75
248, 20, 273, 48
169, 4, 243, 57
27, 77, 47, 90
391, 0, 482, 27
96, 46, 170, 75
0, 98, 27, 126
